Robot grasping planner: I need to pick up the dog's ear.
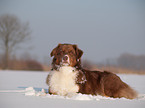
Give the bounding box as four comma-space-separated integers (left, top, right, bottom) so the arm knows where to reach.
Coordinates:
50, 44, 61, 57
73, 44, 83, 59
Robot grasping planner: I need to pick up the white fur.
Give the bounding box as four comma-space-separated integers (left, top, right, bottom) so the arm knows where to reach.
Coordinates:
48, 66, 79, 96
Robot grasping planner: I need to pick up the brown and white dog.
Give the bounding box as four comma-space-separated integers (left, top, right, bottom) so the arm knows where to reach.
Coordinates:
46, 43, 137, 99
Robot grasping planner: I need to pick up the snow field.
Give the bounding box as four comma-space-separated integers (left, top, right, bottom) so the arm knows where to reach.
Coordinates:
0, 70, 145, 108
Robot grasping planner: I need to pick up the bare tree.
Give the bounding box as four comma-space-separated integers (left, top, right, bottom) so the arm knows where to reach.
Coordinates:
0, 14, 31, 69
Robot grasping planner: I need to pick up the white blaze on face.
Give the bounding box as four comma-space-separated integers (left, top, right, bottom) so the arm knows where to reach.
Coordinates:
61, 55, 70, 66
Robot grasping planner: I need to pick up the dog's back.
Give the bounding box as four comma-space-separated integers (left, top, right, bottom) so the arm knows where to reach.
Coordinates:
78, 70, 137, 99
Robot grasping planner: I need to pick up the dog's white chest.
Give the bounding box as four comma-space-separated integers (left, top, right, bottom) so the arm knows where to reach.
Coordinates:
48, 66, 79, 96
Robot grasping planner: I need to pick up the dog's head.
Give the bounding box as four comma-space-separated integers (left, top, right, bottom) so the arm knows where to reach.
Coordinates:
50, 44, 83, 67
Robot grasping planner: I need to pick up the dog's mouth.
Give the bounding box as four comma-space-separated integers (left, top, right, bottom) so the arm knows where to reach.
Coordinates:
61, 62, 70, 66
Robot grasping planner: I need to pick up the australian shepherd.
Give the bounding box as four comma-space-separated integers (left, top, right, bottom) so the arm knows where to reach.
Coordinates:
46, 44, 137, 99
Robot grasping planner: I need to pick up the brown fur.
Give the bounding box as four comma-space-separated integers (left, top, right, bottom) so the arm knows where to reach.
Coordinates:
50, 44, 83, 69
77, 70, 137, 99
47, 43, 137, 99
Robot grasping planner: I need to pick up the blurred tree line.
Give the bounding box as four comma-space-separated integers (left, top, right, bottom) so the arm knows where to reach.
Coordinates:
0, 14, 144, 73
117, 53, 145, 71
82, 53, 145, 74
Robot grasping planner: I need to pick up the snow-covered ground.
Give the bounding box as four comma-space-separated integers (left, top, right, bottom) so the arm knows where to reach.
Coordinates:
0, 70, 145, 108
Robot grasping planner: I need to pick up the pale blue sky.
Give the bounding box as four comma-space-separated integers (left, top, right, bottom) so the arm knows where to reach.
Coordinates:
0, 0, 145, 63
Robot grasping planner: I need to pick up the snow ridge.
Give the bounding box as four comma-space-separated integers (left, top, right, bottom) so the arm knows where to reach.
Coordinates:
24, 87, 145, 101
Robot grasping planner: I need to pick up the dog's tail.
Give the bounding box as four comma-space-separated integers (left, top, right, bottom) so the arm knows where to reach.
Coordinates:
118, 83, 138, 99
103, 73, 138, 99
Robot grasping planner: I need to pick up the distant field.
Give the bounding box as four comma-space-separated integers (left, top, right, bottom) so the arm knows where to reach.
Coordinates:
95, 66, 145, 74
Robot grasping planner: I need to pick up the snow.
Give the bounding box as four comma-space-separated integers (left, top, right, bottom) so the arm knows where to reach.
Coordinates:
0, 70, 145, 108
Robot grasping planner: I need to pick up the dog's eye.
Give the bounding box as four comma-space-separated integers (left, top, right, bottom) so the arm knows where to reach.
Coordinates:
53, 58, 57, 61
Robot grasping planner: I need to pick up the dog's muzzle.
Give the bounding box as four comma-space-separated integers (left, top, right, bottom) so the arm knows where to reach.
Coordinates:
61, 55, 70, 65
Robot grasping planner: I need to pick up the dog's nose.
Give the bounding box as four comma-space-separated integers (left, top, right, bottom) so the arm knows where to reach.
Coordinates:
63, 55, 68, 61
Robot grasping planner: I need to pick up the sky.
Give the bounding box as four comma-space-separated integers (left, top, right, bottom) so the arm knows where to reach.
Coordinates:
0, 0, 145, 64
